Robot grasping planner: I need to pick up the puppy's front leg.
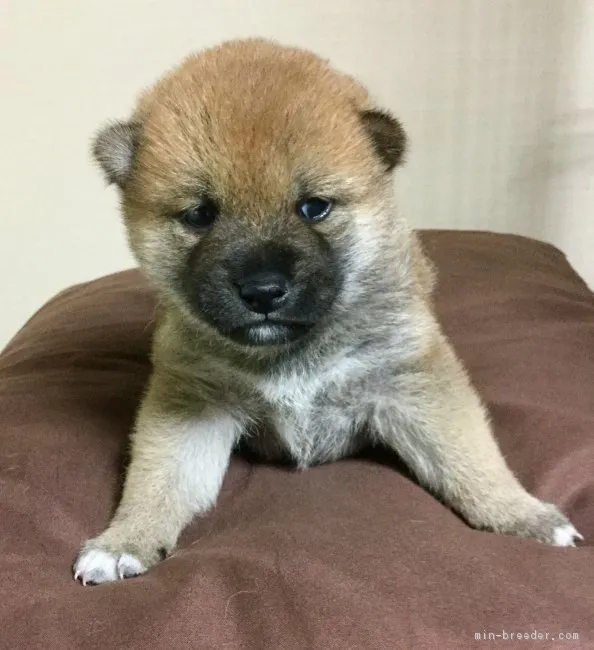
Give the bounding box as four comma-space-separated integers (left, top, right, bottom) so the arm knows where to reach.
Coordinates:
371, 334, 583, 546
74, 376, 244, 585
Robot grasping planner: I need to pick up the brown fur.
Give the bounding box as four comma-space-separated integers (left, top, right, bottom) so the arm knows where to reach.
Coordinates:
129, 39, 383, 212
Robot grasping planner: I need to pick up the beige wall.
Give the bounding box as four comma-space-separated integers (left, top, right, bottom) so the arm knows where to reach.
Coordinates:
1, 0, 592, 348
544, 0, 594, 284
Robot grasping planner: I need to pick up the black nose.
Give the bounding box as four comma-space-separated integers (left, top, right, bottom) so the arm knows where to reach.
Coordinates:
238, 271, 289, 314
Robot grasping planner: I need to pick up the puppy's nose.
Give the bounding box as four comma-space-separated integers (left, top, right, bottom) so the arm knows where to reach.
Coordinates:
238, 271, 289, 314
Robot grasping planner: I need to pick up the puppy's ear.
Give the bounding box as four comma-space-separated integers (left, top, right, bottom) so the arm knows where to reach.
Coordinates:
92, 121, 140, 187
360, 109, 407, 171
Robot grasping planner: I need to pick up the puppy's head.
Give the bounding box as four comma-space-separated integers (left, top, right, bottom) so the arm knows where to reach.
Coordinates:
94, 39, 406, 348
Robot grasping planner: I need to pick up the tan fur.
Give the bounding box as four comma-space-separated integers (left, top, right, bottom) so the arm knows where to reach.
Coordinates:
127, 39, 380, 217
74, 39, 581, 586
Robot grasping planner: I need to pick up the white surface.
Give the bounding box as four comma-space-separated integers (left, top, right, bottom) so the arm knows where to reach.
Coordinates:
1, 0, 593, 348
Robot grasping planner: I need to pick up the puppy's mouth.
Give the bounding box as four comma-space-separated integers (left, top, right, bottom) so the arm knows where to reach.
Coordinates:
228, 317, 313, 346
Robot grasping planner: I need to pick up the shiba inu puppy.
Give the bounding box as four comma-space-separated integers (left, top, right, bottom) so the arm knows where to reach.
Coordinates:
74, 38, 581, 585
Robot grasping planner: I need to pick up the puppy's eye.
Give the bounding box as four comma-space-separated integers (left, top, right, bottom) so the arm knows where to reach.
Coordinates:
296, 197, 332, 223
178, 199, 219, 230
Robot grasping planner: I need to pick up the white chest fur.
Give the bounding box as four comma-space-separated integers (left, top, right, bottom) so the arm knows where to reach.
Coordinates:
255, 355, 366, 467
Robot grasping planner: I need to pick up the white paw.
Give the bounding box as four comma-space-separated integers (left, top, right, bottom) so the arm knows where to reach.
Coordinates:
73, 548, 147, 585
552, 523, 584, 548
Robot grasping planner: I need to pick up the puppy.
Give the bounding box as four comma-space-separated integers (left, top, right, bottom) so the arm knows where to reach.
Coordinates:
74, 38, 581, 585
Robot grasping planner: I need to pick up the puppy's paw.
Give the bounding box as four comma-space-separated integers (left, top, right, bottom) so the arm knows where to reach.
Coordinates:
73, 547, 147, 585
73, 537, 169, 586
552, 522, 583, 547
502, 501, 583, 547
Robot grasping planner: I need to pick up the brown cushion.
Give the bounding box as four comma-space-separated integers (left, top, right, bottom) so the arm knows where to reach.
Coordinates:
1, 230, 592, 649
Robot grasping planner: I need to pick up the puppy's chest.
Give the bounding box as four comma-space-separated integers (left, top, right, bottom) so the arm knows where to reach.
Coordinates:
255, 361, 364, 466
